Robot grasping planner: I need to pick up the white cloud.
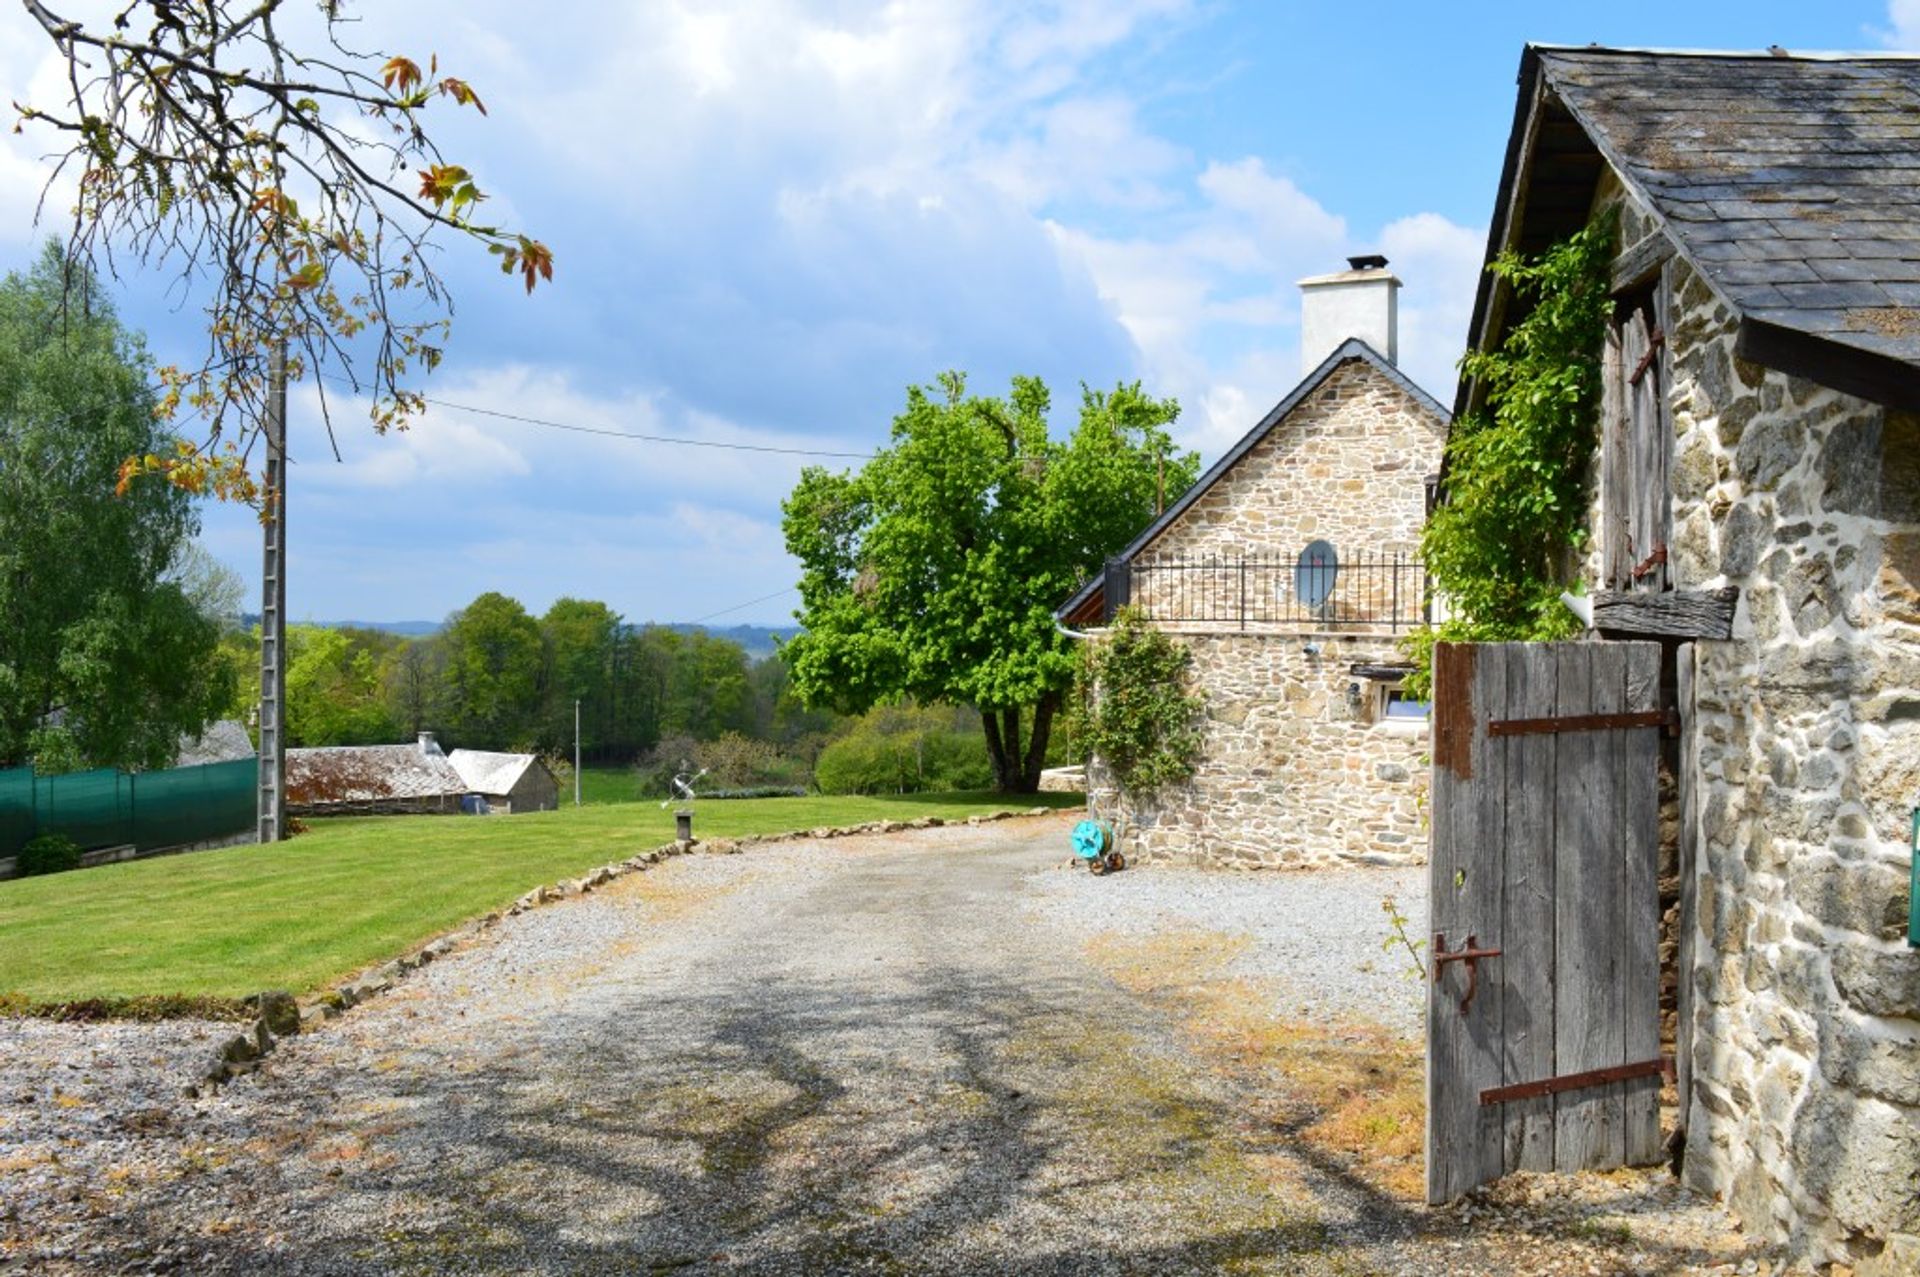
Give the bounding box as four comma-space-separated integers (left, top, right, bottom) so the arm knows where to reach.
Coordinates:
1049, 158, 1480, 456
1881, 0, 1920, 48
2, 0, 1492, 624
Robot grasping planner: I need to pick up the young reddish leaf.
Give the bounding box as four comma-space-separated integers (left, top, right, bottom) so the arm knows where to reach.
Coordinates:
382, 56, 423, 94
514, 237, 554, 293
437, 77, 488, 115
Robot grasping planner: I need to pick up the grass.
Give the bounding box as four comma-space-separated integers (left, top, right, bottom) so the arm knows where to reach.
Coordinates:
0, 791, 1080, 1005
575, 765, 654, 805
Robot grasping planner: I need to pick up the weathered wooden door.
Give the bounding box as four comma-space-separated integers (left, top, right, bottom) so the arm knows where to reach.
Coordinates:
1425, 641, 1665, 1204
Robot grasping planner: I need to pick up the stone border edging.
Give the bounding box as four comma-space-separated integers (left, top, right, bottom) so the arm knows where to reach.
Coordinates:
190, 805, 1064, 1094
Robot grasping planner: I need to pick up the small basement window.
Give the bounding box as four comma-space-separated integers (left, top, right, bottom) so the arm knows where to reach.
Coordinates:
1381, 688, 1430, 721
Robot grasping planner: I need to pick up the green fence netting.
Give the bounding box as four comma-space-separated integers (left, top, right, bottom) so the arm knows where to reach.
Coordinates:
0, 758, 255, 860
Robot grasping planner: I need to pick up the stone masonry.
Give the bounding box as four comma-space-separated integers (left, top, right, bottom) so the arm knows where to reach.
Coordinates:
1094, 352, 1447, 870
1089, 631, 1430, 868
1597, 172, 1920, 1270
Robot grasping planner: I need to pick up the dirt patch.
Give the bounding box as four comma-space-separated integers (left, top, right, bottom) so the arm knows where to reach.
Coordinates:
1088, 925, 1425, 1198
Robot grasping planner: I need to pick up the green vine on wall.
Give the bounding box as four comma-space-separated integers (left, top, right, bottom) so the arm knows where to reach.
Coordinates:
1066, 607, 1204, 795
1405, 209, 1618, 698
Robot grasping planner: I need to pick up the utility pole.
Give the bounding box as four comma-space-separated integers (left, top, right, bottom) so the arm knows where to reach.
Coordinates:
257, 344, 288, 843
574, 698, 582, 806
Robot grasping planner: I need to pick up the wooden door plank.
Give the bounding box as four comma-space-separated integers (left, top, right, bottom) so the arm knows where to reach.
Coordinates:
1425, 642, 1507, 1203
1623, 642, 1664, 1164
1426, 641, 1468, 1205
1501, 643, 1559, 1173
1554, 642, 1628, 1170
1468, 643, 1511, 1189
1601, 325, 1630, 589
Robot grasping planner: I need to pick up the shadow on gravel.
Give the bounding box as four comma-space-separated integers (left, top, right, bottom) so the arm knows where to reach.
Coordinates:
97, 971, 1749, 1277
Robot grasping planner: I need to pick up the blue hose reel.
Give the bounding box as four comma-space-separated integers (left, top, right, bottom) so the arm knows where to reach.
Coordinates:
1072, 819, 1125, 874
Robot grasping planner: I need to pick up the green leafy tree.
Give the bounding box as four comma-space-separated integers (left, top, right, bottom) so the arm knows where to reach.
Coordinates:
440, 592, 543, 747
782, 373, 1192, 792
539, 598, 621, 754
664, 631, 755, 741
380, 636, 446, 739
285, 625, 398, 746
0, 244, 232, 771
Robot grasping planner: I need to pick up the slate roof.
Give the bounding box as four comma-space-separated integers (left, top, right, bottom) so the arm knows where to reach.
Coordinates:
1056, 339, 1448, 623
175, 719, 255, 768
1463, 46, 1920, 415
448, 749, 546, 797
285, 744, 467, 806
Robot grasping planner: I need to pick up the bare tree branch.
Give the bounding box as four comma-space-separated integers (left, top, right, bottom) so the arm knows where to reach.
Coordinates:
13, 0, 554, 503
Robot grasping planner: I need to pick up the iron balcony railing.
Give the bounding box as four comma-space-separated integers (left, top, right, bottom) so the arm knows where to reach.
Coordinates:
1109, 550, 1429, 631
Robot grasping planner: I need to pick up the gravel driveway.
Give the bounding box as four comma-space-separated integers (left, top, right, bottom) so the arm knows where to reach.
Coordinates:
1, 815, 1764, 1275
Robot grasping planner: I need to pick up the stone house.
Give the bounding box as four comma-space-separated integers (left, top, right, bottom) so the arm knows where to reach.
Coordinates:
448, 750, 560, 814
285, 733, 468, 817
1057, 258, 1449, 868
1462, 45, 1919, 1270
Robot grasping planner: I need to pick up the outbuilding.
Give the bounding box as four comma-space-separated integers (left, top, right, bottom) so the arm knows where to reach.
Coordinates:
285, 733, 468, 817
448, 750, 560, 814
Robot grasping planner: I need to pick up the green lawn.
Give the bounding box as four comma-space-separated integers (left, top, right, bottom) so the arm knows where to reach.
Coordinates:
0, 792, 1081, 1005
577, 765, 662, 805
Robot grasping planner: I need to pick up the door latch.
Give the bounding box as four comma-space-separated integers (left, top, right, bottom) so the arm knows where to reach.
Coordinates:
1432, 932, 1502, 1017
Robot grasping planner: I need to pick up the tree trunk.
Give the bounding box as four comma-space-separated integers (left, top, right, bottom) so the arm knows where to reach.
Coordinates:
977, 700, 1053, 794
1019, 691, 1058, 793
981, 711, 1015, 792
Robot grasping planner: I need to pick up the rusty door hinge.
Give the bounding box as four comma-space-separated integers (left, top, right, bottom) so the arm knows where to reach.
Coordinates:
1431, 932, 1502, 1016
1480, 1057, 1673, 1106
1628, 327, 1665, 387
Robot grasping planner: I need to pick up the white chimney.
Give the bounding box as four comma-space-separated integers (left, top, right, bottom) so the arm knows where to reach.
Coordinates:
417, 731, 440, 756
1298, 254, 1400, 376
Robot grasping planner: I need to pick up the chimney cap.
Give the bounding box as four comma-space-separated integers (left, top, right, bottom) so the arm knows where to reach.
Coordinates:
1347, 253, 1389, 271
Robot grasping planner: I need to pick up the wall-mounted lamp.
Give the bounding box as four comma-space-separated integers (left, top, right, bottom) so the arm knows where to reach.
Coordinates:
1346, 681, 1364, 712
1302, 641, 1322, 657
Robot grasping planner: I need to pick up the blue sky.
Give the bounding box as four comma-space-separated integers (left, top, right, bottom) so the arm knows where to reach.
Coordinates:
2, 1, 1916, 626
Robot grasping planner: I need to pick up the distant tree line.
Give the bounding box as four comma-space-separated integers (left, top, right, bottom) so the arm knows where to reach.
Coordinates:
215, 592, 836, 762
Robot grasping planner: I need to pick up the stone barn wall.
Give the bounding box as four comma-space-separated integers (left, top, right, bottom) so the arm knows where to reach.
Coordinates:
1090, 630, 1429, 868
1600, 195, 1920, 1268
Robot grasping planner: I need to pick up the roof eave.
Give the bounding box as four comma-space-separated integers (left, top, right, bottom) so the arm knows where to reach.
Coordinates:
1736, 317, 1920, 413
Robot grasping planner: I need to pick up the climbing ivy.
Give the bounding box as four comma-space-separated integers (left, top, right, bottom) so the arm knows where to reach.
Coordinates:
1405, 209, 1618, 697
1066, 607, 1204, 796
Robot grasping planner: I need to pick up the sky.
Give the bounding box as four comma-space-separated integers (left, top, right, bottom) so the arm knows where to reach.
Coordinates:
2, 1, 1917, 626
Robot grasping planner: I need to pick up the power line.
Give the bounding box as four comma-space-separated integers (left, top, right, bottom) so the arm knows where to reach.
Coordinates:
691, 586, 798, 625
314, 373, 873, 460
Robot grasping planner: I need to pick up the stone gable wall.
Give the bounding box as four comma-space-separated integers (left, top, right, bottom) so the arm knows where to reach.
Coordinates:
1138, 356, 1443, 565
1094, 355, 1444, 870
1597, 177, 1920, 1270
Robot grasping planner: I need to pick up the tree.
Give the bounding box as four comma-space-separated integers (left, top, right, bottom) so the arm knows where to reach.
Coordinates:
285, 624, 397, 746
380, 635, 445, 739
0, 243, 232, 770
440, 592, 542, 748
664, 631, 754, 741
167, 543, 246, 631
539, 598, 620, 755
14, 0, 552, 493
782, 373, 1193, 792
